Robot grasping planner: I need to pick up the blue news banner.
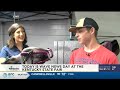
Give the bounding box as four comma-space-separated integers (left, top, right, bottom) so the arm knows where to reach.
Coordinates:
27, 64, 120, 79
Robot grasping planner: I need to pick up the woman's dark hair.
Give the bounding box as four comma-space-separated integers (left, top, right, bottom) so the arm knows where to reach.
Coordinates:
7, 23, 27, 48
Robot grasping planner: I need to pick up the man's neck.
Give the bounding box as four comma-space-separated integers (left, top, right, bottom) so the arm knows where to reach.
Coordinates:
84, 39, 100, 52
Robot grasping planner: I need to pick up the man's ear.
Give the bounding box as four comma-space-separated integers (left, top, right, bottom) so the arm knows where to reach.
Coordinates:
90, 27, 95, 35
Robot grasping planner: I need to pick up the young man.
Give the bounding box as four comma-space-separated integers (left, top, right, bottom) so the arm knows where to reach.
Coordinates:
69, 17, 119, 64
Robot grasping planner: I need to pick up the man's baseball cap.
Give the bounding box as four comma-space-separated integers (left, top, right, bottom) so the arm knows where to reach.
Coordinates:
69, 17, 99, 32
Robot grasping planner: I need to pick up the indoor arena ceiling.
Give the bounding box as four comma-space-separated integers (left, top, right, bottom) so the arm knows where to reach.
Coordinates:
0, 11, 73, 22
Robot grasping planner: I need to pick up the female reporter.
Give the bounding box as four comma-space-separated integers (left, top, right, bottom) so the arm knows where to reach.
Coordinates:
0, 23, 29, 63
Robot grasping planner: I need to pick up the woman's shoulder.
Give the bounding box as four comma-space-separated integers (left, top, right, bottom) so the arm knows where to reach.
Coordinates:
1, 45, 9, 50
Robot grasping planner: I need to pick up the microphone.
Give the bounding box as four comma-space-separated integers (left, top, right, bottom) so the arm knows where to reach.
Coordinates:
86, 53, 90, 56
